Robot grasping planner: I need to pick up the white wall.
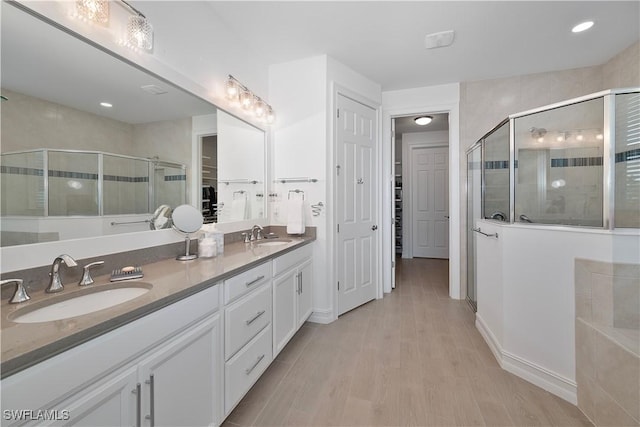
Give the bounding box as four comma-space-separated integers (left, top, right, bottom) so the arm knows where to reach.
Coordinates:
269, 54, 381, 322
381, 84, 461, 297
475, 220, 640, 404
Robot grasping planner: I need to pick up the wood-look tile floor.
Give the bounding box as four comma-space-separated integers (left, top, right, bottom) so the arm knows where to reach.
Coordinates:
223, 258, 593, 427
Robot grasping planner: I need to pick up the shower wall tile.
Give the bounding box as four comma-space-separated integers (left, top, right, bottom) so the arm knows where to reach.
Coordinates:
575, 262, 592, 321
576, 318, 597, 379
575, 258, 640, 426
591, 273, 614, 327
613, 276, 640, 330
595, 330, 640, 421
593, 382, 639, 427
577, 370, 596, 424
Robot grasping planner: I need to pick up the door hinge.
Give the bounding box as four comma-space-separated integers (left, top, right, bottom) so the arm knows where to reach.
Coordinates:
336, 165, 341, 176
337, 281, 340, 291
337, 108, 340, 118
337, 224, 340, 233
392, 260, 395, 268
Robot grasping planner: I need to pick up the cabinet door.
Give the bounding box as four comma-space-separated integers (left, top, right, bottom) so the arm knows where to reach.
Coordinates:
297, 258, 313, 328
272, 268, 297, 357
138, 314, 221, 427
35, 366, 137, 427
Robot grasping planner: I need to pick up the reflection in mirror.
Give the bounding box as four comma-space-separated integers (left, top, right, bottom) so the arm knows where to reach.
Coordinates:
212, 110, 266, 223
0, 2, 266, 248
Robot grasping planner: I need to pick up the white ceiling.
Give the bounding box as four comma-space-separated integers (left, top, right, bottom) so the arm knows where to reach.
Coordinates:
208, 1, 640, 91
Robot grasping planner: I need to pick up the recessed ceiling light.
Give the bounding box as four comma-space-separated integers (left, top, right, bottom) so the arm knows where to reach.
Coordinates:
100, 102, 113, 108
414, 116, 433, 126
572, 21, 594, 33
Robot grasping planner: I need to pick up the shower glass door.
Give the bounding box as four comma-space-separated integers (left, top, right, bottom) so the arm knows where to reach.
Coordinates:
467, 144, 482, 311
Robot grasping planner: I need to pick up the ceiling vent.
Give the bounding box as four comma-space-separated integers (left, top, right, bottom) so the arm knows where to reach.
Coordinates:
141, 84, 168, 95
424, 30, 455, 49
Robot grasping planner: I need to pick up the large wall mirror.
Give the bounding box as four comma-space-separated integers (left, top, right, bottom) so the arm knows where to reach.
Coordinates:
0, 2, 266, 248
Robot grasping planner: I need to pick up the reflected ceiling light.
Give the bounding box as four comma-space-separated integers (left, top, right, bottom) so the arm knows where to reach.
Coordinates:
572, 21, 594, 33
225, 75, 275, 124
100, 102, 113, 108
75, 0, 109, 24
120, 1, 153, 51
414, 116, 433, 126
576, 133, 584, 141
596, 133, 604, 140
529, 127, 547, 143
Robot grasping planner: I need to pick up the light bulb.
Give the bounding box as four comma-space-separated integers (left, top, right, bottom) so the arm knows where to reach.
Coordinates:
254, 99, 266, 118
225, 78, 238, 100
126, 15, 153, 51
266, 107, 276, 124
240, 90, 253, 110
576, 134, 584, 141
596, 133, 603, 140
537, 137, 545, 143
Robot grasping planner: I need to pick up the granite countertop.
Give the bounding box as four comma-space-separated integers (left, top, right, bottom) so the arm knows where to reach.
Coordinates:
0, 236, 314, 378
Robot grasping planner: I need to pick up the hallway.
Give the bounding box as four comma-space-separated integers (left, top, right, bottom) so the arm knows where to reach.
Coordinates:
223, 258, 592, 426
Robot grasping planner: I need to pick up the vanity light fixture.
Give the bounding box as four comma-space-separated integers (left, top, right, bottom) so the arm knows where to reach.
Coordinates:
75, 0, 109, 24
225, 75, 276, 124
414, 116, 433, 126
121, 1, 153, 51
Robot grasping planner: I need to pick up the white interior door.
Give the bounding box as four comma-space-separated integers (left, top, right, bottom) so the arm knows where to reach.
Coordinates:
336, 94, 378, 316
411, 146, 449, 258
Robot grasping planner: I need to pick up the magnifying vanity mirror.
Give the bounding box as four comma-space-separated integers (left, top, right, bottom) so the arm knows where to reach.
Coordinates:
172, 205, 204, 261
0, 2, 266, 249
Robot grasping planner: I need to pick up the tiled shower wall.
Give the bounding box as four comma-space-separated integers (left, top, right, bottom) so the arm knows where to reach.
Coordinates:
575, 258, 640, 426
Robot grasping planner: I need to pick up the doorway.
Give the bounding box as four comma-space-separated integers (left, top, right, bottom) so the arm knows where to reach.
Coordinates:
392, 113, 450, 263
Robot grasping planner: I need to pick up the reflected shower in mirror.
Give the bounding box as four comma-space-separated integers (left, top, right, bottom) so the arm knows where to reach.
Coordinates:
0, 2, 266, 247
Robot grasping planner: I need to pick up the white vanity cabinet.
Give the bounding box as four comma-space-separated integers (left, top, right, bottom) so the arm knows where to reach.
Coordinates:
222, 262, 273, 416
1, 285, 222, 427
272, 244, 313, 357
135, 315, 220, 427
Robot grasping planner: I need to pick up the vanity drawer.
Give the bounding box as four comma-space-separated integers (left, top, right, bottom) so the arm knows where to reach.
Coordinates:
273, 243, 312, 277
224, 324, 272, 415
224, 261, 271, 304
224, 282, 272, 360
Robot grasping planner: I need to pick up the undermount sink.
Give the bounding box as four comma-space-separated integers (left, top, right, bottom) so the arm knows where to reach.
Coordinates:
256, 239, 292, 247
9, 282, 152, 324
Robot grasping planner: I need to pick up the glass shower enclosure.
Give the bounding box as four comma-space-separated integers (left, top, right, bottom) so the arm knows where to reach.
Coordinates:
465, 88, 639, 311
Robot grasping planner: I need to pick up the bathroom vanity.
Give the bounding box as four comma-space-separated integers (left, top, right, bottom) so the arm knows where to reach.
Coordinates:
0, 237, 314, 427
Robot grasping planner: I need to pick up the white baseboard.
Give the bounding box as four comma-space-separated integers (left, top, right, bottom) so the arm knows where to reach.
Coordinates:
308, 308, 334, 324
475, 314, 577, 405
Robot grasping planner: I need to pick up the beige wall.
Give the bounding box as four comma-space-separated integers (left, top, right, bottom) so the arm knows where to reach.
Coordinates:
603, 41, 640, 89
459, 40, 640, 296
0, 89, 133, 154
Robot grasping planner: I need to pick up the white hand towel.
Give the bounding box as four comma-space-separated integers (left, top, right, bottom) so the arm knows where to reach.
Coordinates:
230, 198, 247, 221
286, 199, 305, 234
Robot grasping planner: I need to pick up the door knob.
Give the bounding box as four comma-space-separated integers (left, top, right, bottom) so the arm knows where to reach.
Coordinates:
371, 225, 378, 231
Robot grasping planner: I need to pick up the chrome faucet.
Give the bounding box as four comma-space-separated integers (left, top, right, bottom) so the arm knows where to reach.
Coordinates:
1, 279, 30, 304
250, 225, 264, 241
46, 254, 77, 293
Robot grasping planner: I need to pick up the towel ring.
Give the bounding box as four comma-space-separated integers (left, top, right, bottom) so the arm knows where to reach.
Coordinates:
288, 189, 305, 200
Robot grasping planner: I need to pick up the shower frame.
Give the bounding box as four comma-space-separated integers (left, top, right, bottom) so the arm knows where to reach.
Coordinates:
0, 148, 186, 217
